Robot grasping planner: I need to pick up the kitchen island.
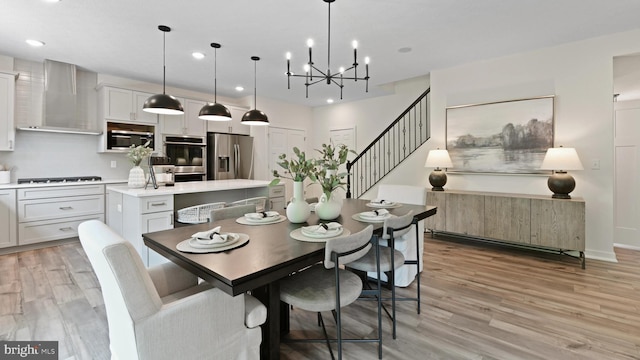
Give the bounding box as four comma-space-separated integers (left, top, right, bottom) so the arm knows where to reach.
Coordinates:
106, 179, 271, 267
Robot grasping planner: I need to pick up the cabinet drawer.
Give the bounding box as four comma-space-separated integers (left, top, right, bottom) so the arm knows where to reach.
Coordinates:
141, 195, 174, 214
18, 184, 104, 200
19, 195, 104, 222
19, 214, 105, 245
269, 184, 285, 197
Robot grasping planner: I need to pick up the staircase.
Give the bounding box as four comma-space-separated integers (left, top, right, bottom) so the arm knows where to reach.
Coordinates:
346, 88, 431, 199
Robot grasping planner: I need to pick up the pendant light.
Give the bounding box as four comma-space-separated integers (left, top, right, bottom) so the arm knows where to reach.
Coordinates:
143, 25, 184, 115
241, 56, 269, 126
199, 43, 232, 121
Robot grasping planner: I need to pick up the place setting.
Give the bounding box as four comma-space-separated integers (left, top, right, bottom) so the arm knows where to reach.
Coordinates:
176, 226, 250, 253
236, 211, 287, 225
352, 208, 394, 223
290, 222, 351, 243
366, 199, 402, 209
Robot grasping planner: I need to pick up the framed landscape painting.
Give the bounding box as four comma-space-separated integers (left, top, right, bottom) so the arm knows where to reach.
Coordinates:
446, 96, 554, 174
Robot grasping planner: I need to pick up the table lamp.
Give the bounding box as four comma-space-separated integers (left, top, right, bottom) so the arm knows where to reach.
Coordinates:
540, 146, 583, 199
424, 149, 453, 191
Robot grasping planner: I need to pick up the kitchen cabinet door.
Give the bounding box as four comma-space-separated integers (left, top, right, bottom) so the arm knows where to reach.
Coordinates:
133, 91, 159, 124
141, 211, 173, 267
161, 98, 206, 137
0, 189, 17, 248
0, 72, 16, 151
206, 105, 250, 135
99, 86, 157, 124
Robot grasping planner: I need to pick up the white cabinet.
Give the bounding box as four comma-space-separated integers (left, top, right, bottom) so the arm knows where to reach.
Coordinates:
98, 86, 158, 124
207, 105, 250, 135
0, 71, 16, 151
268, 184, 285, 210
17, 185, 105, 245
160, 98, 206, 136
0, 189, 17, 248
116, 193, 174, 267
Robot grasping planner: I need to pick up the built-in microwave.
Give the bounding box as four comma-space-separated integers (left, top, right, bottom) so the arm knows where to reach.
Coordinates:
106, 122, 155, 150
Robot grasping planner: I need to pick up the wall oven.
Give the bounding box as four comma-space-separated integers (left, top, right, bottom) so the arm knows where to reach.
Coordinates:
163, 135, 206, 182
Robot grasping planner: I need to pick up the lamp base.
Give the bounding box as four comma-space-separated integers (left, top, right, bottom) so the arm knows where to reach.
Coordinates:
429, 169, 447, 191
547, 171, 575, 199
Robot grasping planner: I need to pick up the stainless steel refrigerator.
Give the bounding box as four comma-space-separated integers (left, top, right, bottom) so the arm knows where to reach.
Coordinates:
207, 133, 255, 180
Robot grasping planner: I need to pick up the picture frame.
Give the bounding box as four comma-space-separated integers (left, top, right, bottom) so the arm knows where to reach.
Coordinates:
446, 96, 554, 174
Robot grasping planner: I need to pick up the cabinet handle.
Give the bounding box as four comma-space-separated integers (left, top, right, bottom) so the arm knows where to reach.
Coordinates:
150, 202, 166, 207
59, 206, 73, 210
59, 227, 74, 231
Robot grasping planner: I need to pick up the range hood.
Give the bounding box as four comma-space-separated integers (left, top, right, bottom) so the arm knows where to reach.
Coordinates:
17, 59, 101, 135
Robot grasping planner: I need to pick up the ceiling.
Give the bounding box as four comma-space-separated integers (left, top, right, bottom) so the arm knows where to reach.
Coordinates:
2, 0, 640, 108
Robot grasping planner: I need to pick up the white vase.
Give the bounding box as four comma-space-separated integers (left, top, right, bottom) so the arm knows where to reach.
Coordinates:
316, 192, 342, 220
128, 166, 146, 188
286, 181, 311, 223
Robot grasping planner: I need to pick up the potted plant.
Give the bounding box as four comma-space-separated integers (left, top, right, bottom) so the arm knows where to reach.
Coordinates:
126, 141, 153, 188
270, 147, 315, 223
313, 143, 356, 220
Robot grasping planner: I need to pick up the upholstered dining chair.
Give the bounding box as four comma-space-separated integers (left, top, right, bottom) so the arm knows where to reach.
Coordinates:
210, 203, 257, 222
279, 225, 382, 360
78, 220, 266, 360
348, 210, 415, 339
373, 184, 426, 287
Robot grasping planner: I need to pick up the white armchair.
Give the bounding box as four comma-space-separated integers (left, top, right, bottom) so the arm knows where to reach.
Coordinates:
371, 184, 427, 287
78, 220, 266, 360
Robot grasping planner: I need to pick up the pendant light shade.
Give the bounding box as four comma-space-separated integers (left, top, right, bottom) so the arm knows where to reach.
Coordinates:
242, 56, 269, 126
143, 25, 184, 115
199, 43, 232, 121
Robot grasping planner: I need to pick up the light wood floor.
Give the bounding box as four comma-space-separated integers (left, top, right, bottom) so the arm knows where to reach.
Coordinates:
1, 235, 639, 360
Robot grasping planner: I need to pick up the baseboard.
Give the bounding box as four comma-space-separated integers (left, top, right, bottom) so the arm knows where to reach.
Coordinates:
584, 249, 618, 263
613, 243, 640, 251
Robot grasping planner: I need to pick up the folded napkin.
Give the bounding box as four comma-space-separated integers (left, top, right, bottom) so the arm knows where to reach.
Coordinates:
191, 226, 229, 244
372, 199, 394, 205
245, 211, 279, 220
361, 209, 390, 217
302, 222, 342, 234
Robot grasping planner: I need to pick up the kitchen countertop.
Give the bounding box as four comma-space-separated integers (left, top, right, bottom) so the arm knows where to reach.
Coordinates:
106, 179, 271, 197
0, 179, 127, 190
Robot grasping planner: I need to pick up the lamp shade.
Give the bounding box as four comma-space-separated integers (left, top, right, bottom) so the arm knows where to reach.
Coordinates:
143, 93, 184, 115
199, 102, 232, 121
424, 149, 453, 168
241, 109, 269, 126
540, 147, 583, 171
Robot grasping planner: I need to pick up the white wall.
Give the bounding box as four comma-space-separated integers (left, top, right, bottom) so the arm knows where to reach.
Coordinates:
431, 29, 640, 262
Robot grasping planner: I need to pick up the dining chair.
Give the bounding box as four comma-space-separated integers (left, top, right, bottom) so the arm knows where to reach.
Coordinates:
374, 184, 426, 287
347, 210, 415, 339
279, 225, 382, 360
228, 196, 268, 212
78, 220, 266, 360
210, 203, 257, 222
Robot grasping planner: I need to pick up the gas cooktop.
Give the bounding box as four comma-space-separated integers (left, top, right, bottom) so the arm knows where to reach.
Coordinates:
17, 176, 103, 184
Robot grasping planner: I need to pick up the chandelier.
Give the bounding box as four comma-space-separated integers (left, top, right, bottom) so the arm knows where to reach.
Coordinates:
286, 0, 370, 100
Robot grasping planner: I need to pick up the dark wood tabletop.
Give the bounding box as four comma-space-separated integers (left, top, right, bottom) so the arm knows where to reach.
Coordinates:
143, 198, 436, 360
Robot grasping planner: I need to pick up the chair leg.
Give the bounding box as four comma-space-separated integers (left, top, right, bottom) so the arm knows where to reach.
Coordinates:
390, 270, 397, 339
415, 222, 421, 314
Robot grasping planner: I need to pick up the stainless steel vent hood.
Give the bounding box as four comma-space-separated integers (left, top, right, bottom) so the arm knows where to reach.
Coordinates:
17, 59, 101, 135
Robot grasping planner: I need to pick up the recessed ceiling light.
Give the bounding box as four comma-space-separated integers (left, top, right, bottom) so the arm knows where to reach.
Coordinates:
26, 39, 45, 47
327, 99, 334, 104
192, 52, 205, 60
398, 47, 412, 53
235, 86, 244, 92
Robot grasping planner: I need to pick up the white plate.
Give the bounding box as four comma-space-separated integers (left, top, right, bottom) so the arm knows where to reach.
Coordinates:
177, 233, 250, 253
244, 215, 281, 223
359, 211, 390, 219
236, 215, 287, 225
189, 233, 240, 249
352, 212, 392, 223
290, 228, 351, 242
301, 226, 344, 239
366, 202, 401, 209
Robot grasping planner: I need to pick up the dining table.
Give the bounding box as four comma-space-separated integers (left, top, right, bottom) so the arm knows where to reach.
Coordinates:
143, 198, 437, 360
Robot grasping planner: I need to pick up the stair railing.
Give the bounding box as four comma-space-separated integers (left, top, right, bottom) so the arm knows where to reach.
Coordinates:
346, 88, 430, 198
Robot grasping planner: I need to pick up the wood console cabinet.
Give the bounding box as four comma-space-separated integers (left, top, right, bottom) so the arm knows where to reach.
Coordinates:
426, 189, 585, 267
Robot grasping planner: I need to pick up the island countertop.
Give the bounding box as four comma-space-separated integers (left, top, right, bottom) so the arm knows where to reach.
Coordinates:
106, 179, 271, 197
